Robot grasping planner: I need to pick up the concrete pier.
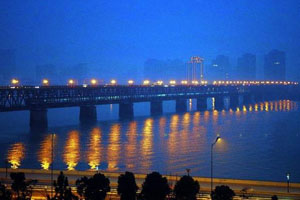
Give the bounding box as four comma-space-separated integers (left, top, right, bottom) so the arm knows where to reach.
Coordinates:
214, 96, 224, 110
30, 108, 48, 129
80, 105, 97, 123
197, 97, 207, 111
119, 102, 134, 119
150, 101, 163, 115
176, 99, 187, 112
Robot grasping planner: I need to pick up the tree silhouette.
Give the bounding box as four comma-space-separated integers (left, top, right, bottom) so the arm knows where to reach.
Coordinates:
48, 171, 77, 200
140, 172, 170, 200
76, 172, 110, 200
0, 181, 12, 199
174, 175, 200, 200
271, 195, 278, 200
211, 185, 235, 200
10, 172, 37, 200
117, 171, 138, 200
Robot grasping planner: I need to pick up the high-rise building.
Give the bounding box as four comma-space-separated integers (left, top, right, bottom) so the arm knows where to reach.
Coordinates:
264, 50, 286, 80
209, 55, 231, 80
0, 49, 16, 84
237, 53, 256, 80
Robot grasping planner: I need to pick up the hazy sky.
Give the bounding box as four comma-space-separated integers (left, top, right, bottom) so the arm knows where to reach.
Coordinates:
1, 0, 300, 81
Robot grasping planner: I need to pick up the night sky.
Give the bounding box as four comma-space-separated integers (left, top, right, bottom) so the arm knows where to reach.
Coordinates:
1, 0, 300, 81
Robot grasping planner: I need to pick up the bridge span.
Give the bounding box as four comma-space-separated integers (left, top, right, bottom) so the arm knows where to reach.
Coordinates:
0, 83, 299, 129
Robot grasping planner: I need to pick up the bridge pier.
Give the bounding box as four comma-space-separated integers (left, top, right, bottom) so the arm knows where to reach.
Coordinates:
176, 99, 187, 112
80, 105, 97, 124
30, 108, 48, 130
214, 96, 224, 111
229, 95, 239, 109
197, 97, 207, 111
119, 102, 134, 119
150, 101, 163, 115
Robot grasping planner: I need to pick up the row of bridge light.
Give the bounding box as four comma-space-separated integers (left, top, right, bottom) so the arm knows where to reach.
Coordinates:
213, 80, 299, 85
10, 78, 299, 86
10, 78, 209, 86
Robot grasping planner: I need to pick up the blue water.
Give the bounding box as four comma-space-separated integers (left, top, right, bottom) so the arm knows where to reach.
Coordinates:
0, 100, 299, 182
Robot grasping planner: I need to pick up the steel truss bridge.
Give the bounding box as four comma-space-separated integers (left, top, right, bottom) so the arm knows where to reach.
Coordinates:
0, 84, 299, 129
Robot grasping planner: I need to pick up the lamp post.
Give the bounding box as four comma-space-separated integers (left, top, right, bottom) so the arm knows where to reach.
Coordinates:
51, 134, 54, 198
211, 136, 221, 193
286, 172, 290, 193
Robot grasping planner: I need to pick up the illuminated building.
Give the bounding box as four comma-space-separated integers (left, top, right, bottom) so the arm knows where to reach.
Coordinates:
264, 50, 286, 80
237, 53, 256, 80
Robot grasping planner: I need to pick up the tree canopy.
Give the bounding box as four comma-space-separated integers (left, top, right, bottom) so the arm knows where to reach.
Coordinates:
140, 172, 170, 200
174, 175, 200, 200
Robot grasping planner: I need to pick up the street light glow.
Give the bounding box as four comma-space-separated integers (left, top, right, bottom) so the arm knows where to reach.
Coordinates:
143, 80, 150, 85
110, 79, 117, 85
156, 80, 163, 85
68, 79, 75, 85
11, 79, 19, 85
169, 80, 176, 85
181, 80, 188, 85
90, 79, 98, 85
42, 79, 49, 86
128, 80, 134, 85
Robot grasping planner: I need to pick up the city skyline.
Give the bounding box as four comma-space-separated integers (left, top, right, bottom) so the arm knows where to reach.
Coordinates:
1, 0, 300, 82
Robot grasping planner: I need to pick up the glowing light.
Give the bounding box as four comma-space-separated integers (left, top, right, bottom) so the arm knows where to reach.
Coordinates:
63, 131, 80, 170
11, 79, 19, 85
110, 79, 117, 85
87, 128, 101, 170
7, 143, 25, 169
181, 80, 188, 85
38, 134, 56, 170
42, 79, 49, 86
192, 80, 199, 85
90, 79, 98, 85
128, 80, 134, 85
68, 79, 75, 85
156, 80, 163, 85
107, 124, 121, 171
169, 80, 176, 85
143, 80, 150, 85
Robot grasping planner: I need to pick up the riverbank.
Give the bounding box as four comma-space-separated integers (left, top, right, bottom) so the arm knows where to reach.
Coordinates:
1, 168, 300, 199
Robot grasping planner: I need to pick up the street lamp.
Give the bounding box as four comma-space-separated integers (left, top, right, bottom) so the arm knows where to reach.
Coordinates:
286, 172, 290, 193
211, 136, 221, 193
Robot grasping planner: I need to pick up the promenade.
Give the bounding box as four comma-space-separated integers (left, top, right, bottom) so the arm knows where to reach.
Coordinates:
1, 168, 300, 199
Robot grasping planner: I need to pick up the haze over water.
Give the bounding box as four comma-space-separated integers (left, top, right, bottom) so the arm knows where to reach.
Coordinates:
0, 100, 300, 182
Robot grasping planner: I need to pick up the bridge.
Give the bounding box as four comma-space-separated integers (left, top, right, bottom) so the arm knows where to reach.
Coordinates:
0, 80, 299, 129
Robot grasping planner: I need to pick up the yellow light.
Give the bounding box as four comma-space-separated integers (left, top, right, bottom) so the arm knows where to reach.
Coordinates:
11, 79, 19, 85
143, 80, 150, 85
169, 80, 176, 85
157, 80, 163, 85
128, 80, 134, 85
68, 79, 75, 85
192, 80, 199, 85
181, 80, 188, 85
42, 79, 49, 86
213, 81, 217, 85
90, 79, 97, 85
111, 79, 117, 85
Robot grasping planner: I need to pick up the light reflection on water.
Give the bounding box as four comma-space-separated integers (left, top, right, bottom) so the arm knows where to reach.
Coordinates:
2, 100, 300, 182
